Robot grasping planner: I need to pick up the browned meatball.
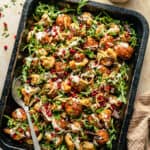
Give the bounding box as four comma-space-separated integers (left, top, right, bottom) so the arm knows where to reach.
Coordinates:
12, 108, 27, 121
65, 101, 82, 117
98, 109, 112, 128
56, 14, 72, 29
95, 129, 109, 145
84, 37, 98, 50
114, 42, 134, 60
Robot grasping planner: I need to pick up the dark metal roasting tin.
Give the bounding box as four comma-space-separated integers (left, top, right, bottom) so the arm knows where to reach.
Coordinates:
0, 0, 149, 149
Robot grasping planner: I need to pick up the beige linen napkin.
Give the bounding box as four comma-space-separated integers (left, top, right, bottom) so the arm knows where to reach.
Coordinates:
127, 94, 150, 150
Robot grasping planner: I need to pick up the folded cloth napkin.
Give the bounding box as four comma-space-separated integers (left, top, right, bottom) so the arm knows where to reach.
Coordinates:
127, 94, 150, 150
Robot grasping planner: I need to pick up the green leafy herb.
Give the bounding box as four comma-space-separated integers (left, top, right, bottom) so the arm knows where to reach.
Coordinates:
77, 0, 88, 14
107, 119, 117, 149
130, 28, 137, 47
84, 49, 95, 59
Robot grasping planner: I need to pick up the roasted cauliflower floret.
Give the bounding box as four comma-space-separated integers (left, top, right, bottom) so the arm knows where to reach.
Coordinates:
80, 12, 93, 25
114, 42, 134, 60
45, 132, 63, 147
38, 13, 52, 26
80, 141, 95, 150
100, 57, 114, 67
65, 133, 75, 150
84, 37, 98, 50
40, 56, 55, 69
120, 31, 131, 42
79, 98, 92, 107
12, 108, 27, 121
107, 23, 120, 35
61, 80, 71, 93
36, 48, 48, 56
55, 62, 66, 74
30, 74, 41, 85
69, 58, 88, 69
70, 22, 80, 35
96, 24, 106, 37
69, 121, 82, 133
4, 127, 25, 141
99, 35, 114, 49
98, 109, 112, 128
65, 101, 82, 117
56, 14, 72, 29
21, 86, 40, 105
95, 129, 109, 145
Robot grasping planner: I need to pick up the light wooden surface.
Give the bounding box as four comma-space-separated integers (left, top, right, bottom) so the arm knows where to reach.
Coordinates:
0, 0, 149, 97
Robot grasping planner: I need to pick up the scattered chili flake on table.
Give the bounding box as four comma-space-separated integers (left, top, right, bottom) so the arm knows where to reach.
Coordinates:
4, 45, 8, 51
3, 22, 8, 31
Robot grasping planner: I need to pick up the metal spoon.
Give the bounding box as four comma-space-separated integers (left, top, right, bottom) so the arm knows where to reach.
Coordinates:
12, 76, 41, 150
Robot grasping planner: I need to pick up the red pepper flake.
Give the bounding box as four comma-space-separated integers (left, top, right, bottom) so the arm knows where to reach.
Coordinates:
97, 95, 105, 102
79, 23, 83, 28
3, 22, 8, 31
4, 45, 8, 51
14, 35, 16, 39
69, 48, 76, 54
55, 128, 60, 131
104, 85, 111, 92
0, 12, 2, 18
91, 90, 98, 97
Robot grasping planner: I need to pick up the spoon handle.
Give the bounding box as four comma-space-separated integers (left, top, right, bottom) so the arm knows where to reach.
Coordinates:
24, 107, 41, 150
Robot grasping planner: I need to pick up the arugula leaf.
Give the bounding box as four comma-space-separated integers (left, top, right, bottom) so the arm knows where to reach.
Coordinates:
129, 28, 137, 47
84, 49, 95, 59
106, 119, 117, 149
77, 0, 88, 14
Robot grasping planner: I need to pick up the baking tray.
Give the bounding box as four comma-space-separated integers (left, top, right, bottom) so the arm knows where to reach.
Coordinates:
0, 0, 149, 149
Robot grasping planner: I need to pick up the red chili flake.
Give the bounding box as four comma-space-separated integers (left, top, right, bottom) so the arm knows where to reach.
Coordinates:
4, 45, 8, 51
64, 71, 68, 76
52, 77, 58, 81
67, 34, 73, 40
0, 12, 2, 18
3, 22, 8, 31
99, 101, 106, 107
110, 104, 116, 110
70, 91, 77, 98
97, 95, 105, 102
61, 102, 66, 108
35, 97, 40, 102
26, 79, 31, 83
67, 80, 71, 86
14, 35, 16, 39
51, 132, 56, 137
57, 82, 62, 89
50, 69, 56, 73
104, 85, 111, 92
69, 48, 76, 54
117, 101, 123, 107
55, 128, 60, 131
91, 90, 98, 97
79, 23, 83, 28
